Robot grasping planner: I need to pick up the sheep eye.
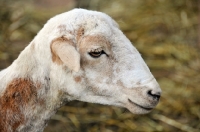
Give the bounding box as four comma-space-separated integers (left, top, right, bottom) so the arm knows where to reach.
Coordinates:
89, 50, 106, 58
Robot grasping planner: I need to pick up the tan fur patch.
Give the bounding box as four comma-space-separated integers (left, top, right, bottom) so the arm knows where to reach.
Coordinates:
85, 35, 110, 44
79, 35, 111, 53
74, 76, 82, 83
76, 27, 85, 42
0, 78, 39, 131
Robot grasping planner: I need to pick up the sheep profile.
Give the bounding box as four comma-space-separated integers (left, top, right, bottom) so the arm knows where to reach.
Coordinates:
0, 9, 161, 132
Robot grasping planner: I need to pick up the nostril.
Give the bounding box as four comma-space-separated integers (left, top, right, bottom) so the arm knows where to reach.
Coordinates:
147, 90, 161, 100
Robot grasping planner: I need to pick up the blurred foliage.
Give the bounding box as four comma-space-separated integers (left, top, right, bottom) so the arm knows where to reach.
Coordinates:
0, 0, 200, 132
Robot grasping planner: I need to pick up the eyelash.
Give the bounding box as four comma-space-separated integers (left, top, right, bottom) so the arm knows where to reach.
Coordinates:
88, 50, 107, 58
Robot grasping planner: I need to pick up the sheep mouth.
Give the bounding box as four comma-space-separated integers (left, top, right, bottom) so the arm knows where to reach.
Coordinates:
128, 99, 153, 111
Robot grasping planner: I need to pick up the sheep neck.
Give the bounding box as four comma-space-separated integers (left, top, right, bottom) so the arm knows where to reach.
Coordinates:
0, 45, 66, 132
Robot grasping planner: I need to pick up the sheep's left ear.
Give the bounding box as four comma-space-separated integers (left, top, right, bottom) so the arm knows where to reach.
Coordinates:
51, 38, 80, 72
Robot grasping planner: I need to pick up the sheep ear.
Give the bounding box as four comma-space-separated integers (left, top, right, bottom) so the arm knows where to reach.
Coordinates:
51, 39, 80, 72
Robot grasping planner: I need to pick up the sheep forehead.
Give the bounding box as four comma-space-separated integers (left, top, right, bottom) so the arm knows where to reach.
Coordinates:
59, 9, 118, 34
74, 9, 118, 27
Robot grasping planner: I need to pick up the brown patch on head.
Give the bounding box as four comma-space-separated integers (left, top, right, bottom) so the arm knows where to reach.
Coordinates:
74, 76, 82, 83
50, 37, 73, 65
84, 35, 110, 44
79, 35, 111, 53
0, 78, 39, 131
76, 27, 85, 42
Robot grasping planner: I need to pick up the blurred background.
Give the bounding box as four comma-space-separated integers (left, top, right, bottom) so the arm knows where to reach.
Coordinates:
0, 0, 200, 131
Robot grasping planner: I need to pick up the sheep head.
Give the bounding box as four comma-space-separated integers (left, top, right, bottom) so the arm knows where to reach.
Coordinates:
47, 9, 161, 114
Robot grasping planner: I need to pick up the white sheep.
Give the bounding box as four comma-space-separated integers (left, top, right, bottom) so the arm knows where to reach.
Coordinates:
0, 9, 161, 132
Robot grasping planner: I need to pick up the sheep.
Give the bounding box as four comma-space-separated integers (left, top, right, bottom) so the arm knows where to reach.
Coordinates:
0, 9, 161, 132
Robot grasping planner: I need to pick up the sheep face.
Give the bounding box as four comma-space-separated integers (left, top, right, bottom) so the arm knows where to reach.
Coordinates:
49, 9, 161, 114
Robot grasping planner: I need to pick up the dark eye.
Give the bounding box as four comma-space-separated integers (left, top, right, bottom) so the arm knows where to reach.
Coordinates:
89, 50, 106, 58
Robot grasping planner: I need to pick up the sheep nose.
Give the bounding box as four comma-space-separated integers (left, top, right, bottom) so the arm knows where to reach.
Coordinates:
147, 90, 161, 100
